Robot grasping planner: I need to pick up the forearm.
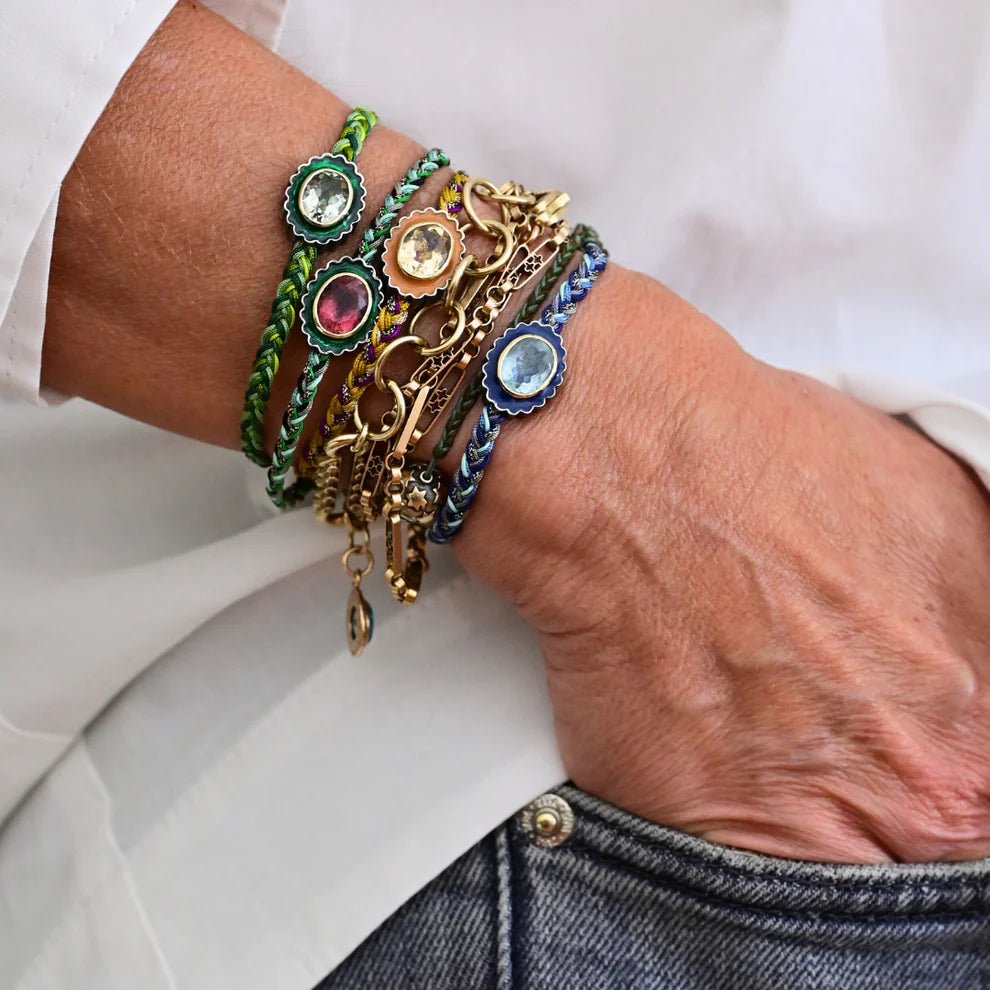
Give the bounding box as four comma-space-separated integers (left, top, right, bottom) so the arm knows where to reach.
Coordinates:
43, 0, 428, 453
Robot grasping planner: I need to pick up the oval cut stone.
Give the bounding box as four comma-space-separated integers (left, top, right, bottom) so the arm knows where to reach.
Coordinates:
498, 334, 558, 398
396, 222, 453, 280
298, 169, 352, 228
314, 272, 371, 339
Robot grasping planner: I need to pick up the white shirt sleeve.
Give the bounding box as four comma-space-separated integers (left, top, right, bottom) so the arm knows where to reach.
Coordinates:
0, 0, 180, 404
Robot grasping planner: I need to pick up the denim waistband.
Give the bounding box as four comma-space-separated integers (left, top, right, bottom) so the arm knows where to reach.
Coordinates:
556, 784, 990, 920
320, 785, 990, 989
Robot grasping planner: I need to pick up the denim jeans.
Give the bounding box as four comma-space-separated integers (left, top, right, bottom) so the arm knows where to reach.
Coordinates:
316, 785, 990, 989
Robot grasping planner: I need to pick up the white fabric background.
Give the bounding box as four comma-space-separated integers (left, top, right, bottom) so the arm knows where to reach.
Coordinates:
1, 1, 990, 987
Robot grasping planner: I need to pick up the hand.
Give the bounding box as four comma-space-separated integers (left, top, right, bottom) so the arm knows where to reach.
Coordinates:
450, 266, 990, 864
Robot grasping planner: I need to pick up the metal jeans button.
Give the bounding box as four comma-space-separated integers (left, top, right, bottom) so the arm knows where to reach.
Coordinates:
520, 792, 575, 848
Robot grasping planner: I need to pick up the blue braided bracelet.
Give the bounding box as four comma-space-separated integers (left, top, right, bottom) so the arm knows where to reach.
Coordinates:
428, 238, 608, 543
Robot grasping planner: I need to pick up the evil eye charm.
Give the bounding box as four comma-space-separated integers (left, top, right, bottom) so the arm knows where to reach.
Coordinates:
300, 256, 383, 356
346, 585, 374, 656
285, 154, 366, 245
482, 321, 567, 416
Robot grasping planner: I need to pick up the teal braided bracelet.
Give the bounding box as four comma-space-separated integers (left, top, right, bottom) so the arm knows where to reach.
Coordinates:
266, 148, 451, 509
240, 107, 378, 467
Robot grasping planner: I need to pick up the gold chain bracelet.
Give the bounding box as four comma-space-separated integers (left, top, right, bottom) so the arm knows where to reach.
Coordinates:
315, 177, 570, 654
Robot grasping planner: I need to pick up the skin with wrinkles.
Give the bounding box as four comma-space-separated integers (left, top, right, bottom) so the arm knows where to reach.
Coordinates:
44, 2, 990, 863
450, 272, 990, 863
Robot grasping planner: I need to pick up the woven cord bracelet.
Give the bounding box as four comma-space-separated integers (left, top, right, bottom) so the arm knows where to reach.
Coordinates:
266, 148, 451, 508
240, 107, 378, 466
427, 237, 608, 543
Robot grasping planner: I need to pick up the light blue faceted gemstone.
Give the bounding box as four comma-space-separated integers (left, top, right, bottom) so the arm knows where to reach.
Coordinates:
497, 334, 558, 398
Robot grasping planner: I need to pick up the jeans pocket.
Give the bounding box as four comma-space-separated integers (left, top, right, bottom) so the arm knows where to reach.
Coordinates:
502, 785, 990, 990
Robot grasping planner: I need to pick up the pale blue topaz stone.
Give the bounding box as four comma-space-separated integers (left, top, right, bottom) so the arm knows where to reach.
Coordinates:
497, 334, 559, 398
481, 321, 567, 416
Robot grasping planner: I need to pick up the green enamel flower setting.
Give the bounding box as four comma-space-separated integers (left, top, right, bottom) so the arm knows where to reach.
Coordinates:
285, 154, 366, 245
299, 256, 383, 356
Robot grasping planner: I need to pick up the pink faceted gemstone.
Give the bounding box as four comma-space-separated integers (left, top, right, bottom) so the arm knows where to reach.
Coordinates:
315, 273, 370, 338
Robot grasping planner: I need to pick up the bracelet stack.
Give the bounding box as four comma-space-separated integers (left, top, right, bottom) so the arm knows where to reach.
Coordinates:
240, 107, 607, 656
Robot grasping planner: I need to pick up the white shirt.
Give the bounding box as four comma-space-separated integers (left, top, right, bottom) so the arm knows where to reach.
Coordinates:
2, 2, 990, 988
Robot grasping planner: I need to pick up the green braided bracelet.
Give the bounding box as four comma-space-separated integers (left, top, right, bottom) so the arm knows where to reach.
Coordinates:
426, 223, 595, 473
266, 148, 451, 509
240, 107, 378, 467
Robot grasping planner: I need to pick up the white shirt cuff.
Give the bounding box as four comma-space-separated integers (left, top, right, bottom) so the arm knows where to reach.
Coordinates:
0, 0, 291, 407
0, 195, 67, 405
0, 0, 181, 406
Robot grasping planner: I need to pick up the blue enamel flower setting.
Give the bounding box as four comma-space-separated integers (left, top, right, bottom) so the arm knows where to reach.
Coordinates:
481, 321, 567, 416
285, 154, 366, 245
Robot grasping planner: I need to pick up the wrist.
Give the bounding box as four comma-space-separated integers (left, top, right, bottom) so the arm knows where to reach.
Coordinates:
444, 263, 755, 634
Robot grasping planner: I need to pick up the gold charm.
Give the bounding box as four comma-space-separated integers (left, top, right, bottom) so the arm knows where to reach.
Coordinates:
342, 525, 374, 656
400, 463, 440, 523
382, 459, 432, 605
345, 585, 374, 656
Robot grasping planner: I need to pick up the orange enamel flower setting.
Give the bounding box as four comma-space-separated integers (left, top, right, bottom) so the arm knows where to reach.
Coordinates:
381, 207, 466, 299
